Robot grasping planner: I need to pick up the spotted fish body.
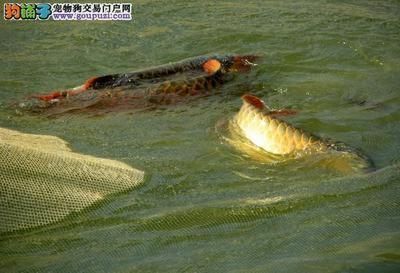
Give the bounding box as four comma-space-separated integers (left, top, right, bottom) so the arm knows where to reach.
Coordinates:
88, 53, 256, 90
232, 94, 374, 172
152, 68, 226, 95
20, 54, 257, 115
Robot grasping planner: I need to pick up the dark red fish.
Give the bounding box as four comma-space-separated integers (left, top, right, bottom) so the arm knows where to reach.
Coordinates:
20, 54, 259, 115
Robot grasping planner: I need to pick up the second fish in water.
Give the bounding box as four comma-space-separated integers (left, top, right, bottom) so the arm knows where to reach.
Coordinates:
229, 94, 374, 173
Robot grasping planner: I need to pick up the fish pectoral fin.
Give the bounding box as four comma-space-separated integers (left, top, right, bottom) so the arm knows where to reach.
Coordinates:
269, 109, 298, 117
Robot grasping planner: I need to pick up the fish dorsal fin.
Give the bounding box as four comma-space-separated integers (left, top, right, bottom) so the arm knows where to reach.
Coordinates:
241, 94, 266, 110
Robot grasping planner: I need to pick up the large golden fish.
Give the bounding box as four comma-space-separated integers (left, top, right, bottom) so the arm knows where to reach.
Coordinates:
229, 94, 374, 173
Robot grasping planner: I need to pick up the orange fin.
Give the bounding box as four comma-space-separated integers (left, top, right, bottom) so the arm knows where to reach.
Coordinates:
67, 87, 86, 96
31, 76, 98, 102
32, 91, 63, 101
241, 94, 266, 110
83, 76, 98, 90
269, 109, 298, 117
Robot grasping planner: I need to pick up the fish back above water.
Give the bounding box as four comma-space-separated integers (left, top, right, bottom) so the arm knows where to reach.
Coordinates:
87, 53, 257, 90
24, 70, 228, 116
17, 54, 258, 116
231, 94, 374, 173
235, 94, 327, 155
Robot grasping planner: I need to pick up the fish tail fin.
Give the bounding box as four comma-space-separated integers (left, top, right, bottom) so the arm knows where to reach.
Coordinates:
83, 76, 99, 90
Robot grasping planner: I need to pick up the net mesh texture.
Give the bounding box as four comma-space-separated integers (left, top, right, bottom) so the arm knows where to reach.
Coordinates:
0, 127, 144, 233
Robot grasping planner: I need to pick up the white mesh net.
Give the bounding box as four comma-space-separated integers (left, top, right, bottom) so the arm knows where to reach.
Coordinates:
0, 127, 144, 233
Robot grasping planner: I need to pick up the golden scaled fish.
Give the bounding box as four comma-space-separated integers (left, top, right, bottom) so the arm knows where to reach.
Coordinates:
229, 94, 374, 173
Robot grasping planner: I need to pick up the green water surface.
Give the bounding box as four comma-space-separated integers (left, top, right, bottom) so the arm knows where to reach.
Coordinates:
1, 0, 400, 272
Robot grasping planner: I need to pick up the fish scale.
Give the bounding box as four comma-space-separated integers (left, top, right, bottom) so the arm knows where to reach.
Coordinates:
231, 94, 374, 173
19, 54, 258, 115
235, 99, 322, 155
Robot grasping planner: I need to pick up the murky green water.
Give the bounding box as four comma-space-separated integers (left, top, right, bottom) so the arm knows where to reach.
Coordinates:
1, 0, 400, 272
